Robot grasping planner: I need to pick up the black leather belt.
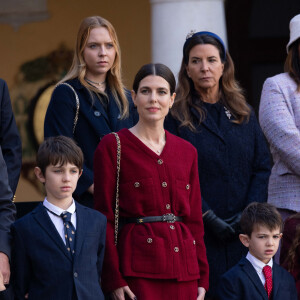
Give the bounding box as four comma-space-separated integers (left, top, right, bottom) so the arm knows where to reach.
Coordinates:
123, 213, 183, 224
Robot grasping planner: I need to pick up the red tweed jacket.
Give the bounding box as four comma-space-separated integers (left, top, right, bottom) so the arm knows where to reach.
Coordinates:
94, 128, 209, 293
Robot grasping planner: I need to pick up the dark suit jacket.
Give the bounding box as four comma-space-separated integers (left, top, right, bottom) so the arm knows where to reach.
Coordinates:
0, 79, 22, 194
12, 202, 106, 300
217, 257, 298, 300
44, 78, 137, 204
0, 148, 15, 258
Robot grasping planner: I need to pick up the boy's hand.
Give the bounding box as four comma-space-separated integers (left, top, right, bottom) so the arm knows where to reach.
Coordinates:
0, 252, 10, 286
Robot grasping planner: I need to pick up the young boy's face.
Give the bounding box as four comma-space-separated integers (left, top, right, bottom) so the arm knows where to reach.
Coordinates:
240, 225, 282, 264
35, 163, 81, 204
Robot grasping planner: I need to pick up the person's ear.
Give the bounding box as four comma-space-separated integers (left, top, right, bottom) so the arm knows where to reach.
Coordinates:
239, 234, 250, 247
79, 169, 83, 178
186, 65, 190, 78
131, 90, 137, 107
34, 167, 46, 183
221, 62, 224, 75
169, 93, 176, 108
279, 233, 283, 240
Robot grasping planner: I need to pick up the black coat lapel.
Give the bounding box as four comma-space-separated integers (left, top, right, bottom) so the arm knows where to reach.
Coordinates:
107, 89, 122, 132
33, 203, 72, 261
191, 106, 225, 142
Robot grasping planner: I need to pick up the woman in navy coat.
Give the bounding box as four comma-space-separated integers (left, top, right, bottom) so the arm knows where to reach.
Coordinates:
165, 31, 271, 299
44, 16, 136, 207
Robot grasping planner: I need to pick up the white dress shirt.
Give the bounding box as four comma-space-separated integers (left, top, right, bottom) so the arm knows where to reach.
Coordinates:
43, 198, 77, 245
246, 251, 273, 286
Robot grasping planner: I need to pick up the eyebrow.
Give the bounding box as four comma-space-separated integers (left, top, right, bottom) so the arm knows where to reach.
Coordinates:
139, 86, 168, 90
86, 40, 113, 45
190, 55, 218, 59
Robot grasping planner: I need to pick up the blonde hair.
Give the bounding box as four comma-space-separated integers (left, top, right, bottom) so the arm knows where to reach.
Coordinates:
60, 16, 129, 118
171, 34, 250, 131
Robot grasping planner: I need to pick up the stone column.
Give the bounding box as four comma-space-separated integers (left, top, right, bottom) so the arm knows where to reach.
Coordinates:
150, 0, 227, 77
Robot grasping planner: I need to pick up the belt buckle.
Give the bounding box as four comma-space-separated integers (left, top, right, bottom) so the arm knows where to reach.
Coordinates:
163, 213, 176, 223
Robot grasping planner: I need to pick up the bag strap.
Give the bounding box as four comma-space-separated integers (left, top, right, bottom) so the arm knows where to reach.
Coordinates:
56, 82, 80, 134
111, 132, 121, 245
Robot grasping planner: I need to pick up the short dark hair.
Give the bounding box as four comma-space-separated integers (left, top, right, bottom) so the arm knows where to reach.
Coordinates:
132, 63, 176, 94
240, 202, 283, 236
37, 136, 83, 175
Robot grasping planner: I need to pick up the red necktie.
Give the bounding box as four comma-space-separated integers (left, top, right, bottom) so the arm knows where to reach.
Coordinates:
263, 265, 272, 299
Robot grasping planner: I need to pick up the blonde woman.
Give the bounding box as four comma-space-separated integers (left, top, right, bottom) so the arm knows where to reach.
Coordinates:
45, 16, 136, 207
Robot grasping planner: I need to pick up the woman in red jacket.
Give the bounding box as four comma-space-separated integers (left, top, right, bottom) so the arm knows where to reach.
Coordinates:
94, 63, 209, 300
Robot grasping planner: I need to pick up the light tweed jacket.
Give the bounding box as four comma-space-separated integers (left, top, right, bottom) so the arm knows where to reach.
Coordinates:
259, 72, 300, 211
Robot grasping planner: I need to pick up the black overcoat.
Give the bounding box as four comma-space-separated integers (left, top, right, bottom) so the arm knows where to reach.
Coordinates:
165, 105, 271, 296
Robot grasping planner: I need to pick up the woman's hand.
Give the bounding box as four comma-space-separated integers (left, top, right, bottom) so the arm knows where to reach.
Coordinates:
87, 184, 94, 194
0, 271, 6, 291
111, 286, 136, 300
197, 287, 206, 300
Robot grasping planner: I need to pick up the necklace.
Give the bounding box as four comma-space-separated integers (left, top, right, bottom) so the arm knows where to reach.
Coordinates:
85, 78, 106, 86
140, 136, 166, 155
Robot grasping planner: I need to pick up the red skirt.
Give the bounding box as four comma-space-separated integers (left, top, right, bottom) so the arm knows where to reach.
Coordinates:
125, 277, 198, 300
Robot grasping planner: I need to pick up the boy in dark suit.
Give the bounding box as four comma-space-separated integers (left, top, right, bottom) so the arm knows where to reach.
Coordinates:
11, 136, 106, 300
217, 202, 297, 300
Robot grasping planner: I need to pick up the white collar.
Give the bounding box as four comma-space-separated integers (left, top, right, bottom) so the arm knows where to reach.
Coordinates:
43, 198, 76, 215
246, 251, 273, 275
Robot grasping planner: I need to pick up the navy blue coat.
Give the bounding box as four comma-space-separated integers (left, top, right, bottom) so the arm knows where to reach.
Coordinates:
44, 79, 137, 205
0, 79, 22, 194
12, 202, 106, 300
0, 147, 15, 259
217, 257, 297, 300
165, 106, 271, 296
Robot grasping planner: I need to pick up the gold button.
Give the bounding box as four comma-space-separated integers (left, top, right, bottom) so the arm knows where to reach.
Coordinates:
186, 184, 190, 190
147, 238, 153, 243
162, 182, 167, 187
166, 204, 170, 209
174, 247, 179, 252
157, 159, 163, 165
193, 240, 196, 245
170, 225, 175, 230
134, 182, 140, 187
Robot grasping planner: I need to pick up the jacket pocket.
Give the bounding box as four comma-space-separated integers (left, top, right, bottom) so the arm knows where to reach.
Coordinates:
174, 179, 191, 213
184, 239, 199, 275
120, 177, 155, 212
131, 235, 166, 274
